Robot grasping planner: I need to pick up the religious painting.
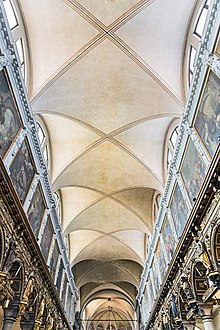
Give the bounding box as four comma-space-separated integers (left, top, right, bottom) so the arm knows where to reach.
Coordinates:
49, 241, 60, 280
0, 69, 22, 158
194, 70, 220, 158
170, 182, 189, 238
10, 138, 35, 204
155, 238, 167, 278
56, 260, 64, 293
40, 215, 54, 262
181, 138, 207, 204
215, 32, 220, 57
161, 215, 177, 262
27, 183, 46, 238
66, 287, 72, 319
61, 275, 67, 304
151, 258, 160, 293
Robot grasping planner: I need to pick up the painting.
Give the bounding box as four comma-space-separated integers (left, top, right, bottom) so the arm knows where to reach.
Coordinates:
40, 215, 54, 262
161, 215, 176, 262
151, 258, 160, 293
56, 260, 64, 292
0, 69, 22, 158
170, 182, 189, 238
215, 32, 220, 57
27, 183, 46, 238
194, 70, 220, 158
10, 139, 35, 204
155, 238, 167, 278
181, 138, 207, 204
61, 275, 67, 304
49, 241, 60, 280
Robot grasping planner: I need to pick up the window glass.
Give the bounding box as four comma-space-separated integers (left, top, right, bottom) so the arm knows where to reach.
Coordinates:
195, 7, 209, 37
16, 38, 24, 64
3, 0, 18, 30
170, 127, 178, 149
36, 122, 45, 146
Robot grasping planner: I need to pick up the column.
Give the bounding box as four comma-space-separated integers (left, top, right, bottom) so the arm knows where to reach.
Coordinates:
200, 304, 216, 330
2, 306, 18, 330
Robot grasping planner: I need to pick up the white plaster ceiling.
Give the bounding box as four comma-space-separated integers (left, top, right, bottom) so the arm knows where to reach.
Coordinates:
19, 0, 196, 322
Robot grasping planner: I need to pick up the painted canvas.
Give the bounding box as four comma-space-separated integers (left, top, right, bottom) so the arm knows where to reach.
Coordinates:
194, 70, 220, 157
148, 274, 155, 302
170, 182, 189, 238
10, 139, 35, 204
155, 238, 167, 278
0, 69, 22, 158
161, 215, 176, 262
151, 258, 160, 293
61, 275, 67, 304
215, 34, 220, 56
40, 215, 54, 262
181, 138, 207, 204
27, 183, 46, 237
50, 241, 60, 280
56, 260, 64, 292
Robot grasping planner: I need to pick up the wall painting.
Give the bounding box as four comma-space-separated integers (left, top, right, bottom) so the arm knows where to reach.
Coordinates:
161, 215, 177, 262
0, 69, 22, 158
56, 260, 64, 293
155, 237, 167, 278
170, 182, 189, 238
50, 241, 60, 280
27, 183, 46, 238
40, 215, 54, 262
194, 70, 220, 158
10, 138, 35, 204
181, 138, 207, 204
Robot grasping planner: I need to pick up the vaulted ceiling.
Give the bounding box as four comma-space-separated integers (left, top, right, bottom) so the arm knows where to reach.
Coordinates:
19, 0, 196, 325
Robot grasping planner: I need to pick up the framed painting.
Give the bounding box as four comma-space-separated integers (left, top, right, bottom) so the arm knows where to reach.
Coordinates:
27, 183, 46, 238
49, 241, 60, 280
194, 69, 220, 158
151, 258, 160, 293
0, 69, 22, 158
155, 237, 167, 278
10, 138, 35, 204
170, 182, 189, 238
61, 275, 67, 304
181, 138, 207, 204
56, 260, 64, 292
214, 31, 220, 57
161, 215, 177, 261
40, 215, 54, 262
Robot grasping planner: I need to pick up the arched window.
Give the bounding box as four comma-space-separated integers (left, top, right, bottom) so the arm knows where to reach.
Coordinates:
166, 126, 179, 171
184, 0, 211, 90
153, 193, 161, 223
36, 121, 50, 169
3, 0, 29, 86
54, 191, 62, 222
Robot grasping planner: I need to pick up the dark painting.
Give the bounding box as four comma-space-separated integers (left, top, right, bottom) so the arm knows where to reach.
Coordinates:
61, 276, 67, 304
181, 138, 207, 204
194, 70, 220, 157
27, 183, 46, 237
10, 139, 35, 204
161, 215, 176, 262
0, 69, 22, 158
155, 238, 167, 278
56, 260, 64, 293
170, 182, 189, 238
151, 258, 160, 293
50, 241, 60, 280
40, 215, 54, 262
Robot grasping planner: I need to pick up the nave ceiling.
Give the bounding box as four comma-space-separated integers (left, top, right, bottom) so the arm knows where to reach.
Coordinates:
18, 0, 196, 323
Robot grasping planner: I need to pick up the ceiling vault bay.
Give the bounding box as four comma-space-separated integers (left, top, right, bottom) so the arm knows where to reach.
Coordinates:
19, 0, 195, 323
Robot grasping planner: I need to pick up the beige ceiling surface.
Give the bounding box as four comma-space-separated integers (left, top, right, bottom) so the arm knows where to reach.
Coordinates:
19, 0, 195, 322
